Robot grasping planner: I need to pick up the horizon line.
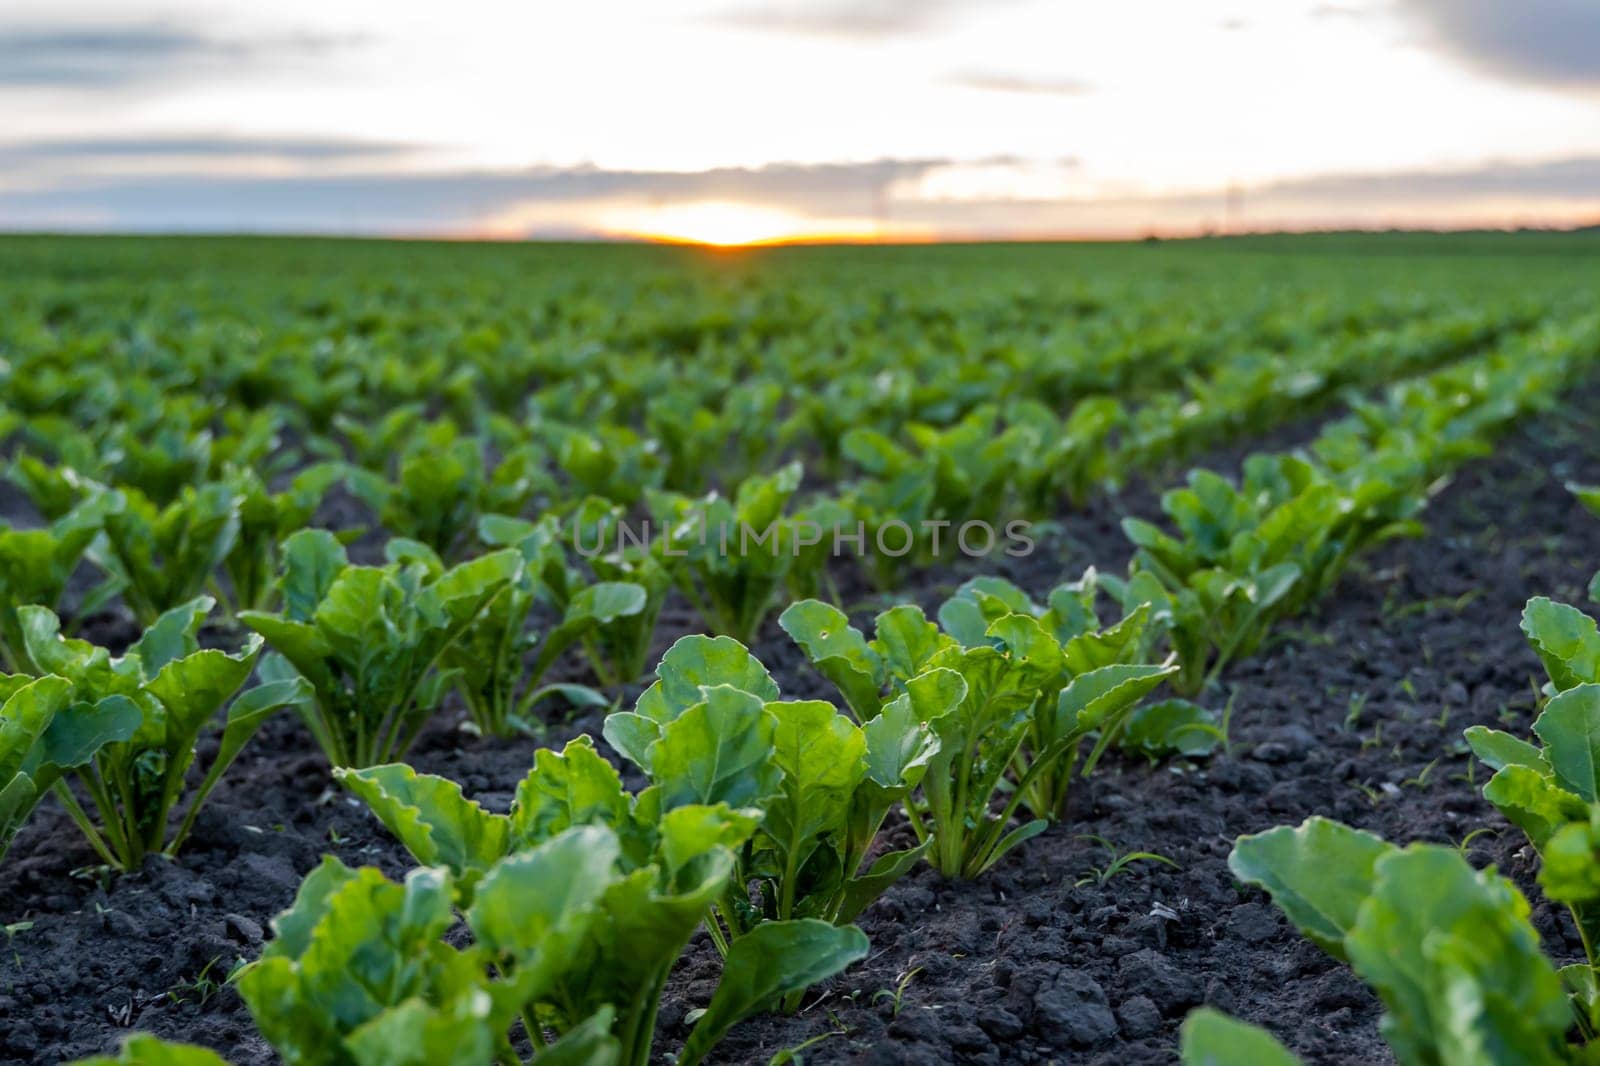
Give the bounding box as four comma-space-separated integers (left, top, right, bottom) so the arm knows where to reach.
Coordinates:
2, 219, 1598, 249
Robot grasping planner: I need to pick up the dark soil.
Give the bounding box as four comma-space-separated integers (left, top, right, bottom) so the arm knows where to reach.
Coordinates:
3, 393, 1598, 1066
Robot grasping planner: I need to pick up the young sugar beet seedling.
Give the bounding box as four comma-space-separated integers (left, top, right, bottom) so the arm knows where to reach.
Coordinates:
1, 597, 307, 870
540, 419, 665, 507
1106, 452, 1422, 696
1105, 378, 1495, 697
398, 523, 645, 737
329, 733, 867, 1064
344, 435, 547, 561
601, 634, 942, 1005
7, 449, 106, 522
836, 408, 1027, 591
1456, 596, 1600, 1032
779, 590, 1176, 877
560, 497, 675, 686
69, 840, 633, 1066
92, 481, 243, 628
0, 499, 110, 674
12, 411, 216, 512
1005, 395, 1126, 511
221, 461, 342, 614
1464, 682, 1600, 1035
934, 574, 1201, 815
239, 529, 519, 767
650, 461, 820, 645
1, 674, 122, 866
1183, 816, 1587, 1065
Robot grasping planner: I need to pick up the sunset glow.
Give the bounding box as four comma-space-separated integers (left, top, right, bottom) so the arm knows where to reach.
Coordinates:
597, 200, 887, 246
1, 1, 1598, 236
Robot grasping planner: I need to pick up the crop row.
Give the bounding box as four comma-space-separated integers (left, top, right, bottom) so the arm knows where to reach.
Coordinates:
2, 296, 1536, 503
0, 302, 1564, 724
1183, 483, 1600, 1065
7, 308, 1594, 1063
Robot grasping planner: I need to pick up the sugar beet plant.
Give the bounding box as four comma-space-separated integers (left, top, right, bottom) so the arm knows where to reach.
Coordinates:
1108, 452, 1424, 695
93, 482, 242, 628
651, 462, 839, 644
935, 576, 1191, 817
1457, 596, 1600, 1031
838, 408, 1023, 589
0, 501, 107, 673
328, 733, 867, 1064
1107, 340, 1575, 696
602, 635, 944, 977
1182, 582, 1600, 1064
1464, 684, 1600, 1036
1, 675, 117, 866
409, 520, 647, 737
1186, 817, 1587, 1064
7, 450, 104, 523
780, 588, 1175, 878
563, 497, 674, 687
0, 597, 307, 869
240, 530, 519, 766
344, 435, 547, 560
222, 462, 341, 613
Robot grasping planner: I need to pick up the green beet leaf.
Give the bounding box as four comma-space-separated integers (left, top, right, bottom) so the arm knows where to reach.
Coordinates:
1122, 698, 1223, 761
67, 1033, 232, 1066
605, 633, 778, 769
1533, 683, 1600, 802
1523, 597, 1600, 694
677, 920, 869, 1066
336, 763, 511, 898
1180, 1009, 1302, 1066
0, 505, 103, 674
448, 511, 644, 737
778, 599, 884, 719
510, 736, 633, 850
242, 531, 520, 766
1229, 816, 1393, 960
1344, 845, 1570, 1066
10, 600, 302, 870
1481, 764, 1587, 851
1463, 725, 1548, 775
0, 674, 88, 864
342, 992, 502, 1066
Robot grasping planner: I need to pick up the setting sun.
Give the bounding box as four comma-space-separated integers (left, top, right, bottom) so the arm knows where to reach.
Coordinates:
597, 199, 886, 246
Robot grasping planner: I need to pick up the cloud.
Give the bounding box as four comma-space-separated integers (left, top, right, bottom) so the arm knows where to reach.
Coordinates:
0, 22, 361, 88
1, 154, 1596, 237
945, 71, 1093, 96
893, 155, 1600, 236
702, 0, 1004, 41
1397, 0, 1600, 89
0, 135, 418, 163
1310, 3, 1370, 19
1243, 154, 1600, 205
0, 158, 948, 234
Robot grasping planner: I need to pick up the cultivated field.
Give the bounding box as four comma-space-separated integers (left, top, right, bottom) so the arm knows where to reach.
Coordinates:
2, 233, 1599, 1065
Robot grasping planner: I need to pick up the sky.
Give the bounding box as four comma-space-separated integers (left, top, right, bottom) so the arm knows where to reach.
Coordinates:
2, 0, 1599, 242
